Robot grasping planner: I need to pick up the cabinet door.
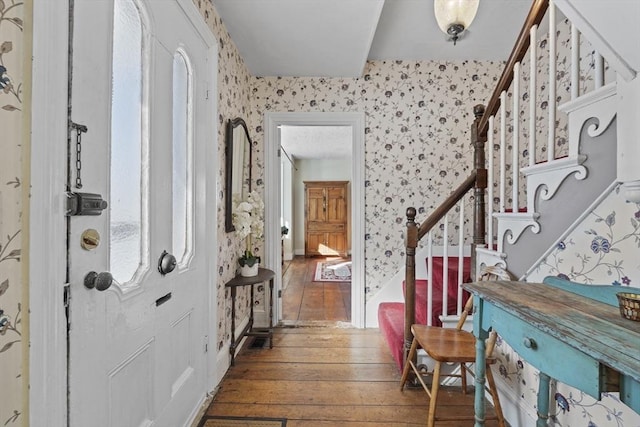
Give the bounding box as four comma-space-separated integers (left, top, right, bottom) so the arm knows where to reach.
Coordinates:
306, 187, 326, 223
326, 232, 347, 256
305, 232, 325, 256
326, 186, 346, 224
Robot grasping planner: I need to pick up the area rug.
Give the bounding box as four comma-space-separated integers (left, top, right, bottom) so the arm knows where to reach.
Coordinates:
314, 259, 352, 282
198, 415, 287, 427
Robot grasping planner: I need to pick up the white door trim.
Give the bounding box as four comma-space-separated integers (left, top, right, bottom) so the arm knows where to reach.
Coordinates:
264, 112, 366, 328
29, 1, 69, 426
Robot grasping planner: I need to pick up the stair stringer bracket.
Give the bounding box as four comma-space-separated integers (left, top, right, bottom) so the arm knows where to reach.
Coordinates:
494, 212, 541, 251
559, 82, 617, 158
475, 247, 508, 280
521, 155, 588, 212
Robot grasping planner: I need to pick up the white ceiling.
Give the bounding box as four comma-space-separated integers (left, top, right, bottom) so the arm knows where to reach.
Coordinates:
280, 126, 352, 160
211, 0, 533, 78
212, 0, 534, 158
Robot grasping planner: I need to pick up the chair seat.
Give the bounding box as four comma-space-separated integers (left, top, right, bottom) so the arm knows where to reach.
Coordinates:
411, 324, 497, 364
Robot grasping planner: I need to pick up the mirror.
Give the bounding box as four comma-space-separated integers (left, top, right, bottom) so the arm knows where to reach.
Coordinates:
225, 118, 252, 232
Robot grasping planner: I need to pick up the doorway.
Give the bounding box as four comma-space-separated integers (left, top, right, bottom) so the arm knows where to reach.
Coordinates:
264, 112, 365, 328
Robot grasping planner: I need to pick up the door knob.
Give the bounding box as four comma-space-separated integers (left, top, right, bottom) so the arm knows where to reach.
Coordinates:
84, 271, 113, 291
158, 250, 177, 276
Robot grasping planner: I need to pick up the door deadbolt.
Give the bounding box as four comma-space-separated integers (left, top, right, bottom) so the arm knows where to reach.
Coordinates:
158, 250, 177, 276
80, 229, 100, 250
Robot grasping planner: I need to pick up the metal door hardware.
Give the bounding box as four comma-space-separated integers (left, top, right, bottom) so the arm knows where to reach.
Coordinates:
84, 271, 113, 291
158, 250, 177, 276
66, 192, 108, 216
71, 122, 88, 189
80, 229, 100, 250
155, 292, 172, 306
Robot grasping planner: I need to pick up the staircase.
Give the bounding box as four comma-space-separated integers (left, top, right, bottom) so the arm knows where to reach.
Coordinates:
377, 0, 637, 414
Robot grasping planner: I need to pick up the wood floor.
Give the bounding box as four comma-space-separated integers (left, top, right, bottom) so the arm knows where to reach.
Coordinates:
281, 256, 351, 324
201, 327, 503, 426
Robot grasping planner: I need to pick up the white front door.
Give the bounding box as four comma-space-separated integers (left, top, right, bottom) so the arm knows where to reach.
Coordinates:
68, 1, 216, 426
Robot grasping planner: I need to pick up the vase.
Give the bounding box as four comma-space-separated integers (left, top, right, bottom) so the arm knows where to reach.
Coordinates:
240, 262, 259, 277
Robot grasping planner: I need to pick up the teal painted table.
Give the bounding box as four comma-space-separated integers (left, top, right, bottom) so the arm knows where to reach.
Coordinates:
463, 278, 640, 427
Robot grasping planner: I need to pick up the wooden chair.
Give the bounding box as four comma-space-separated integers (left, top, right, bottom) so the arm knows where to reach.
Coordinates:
400, 265, 513, 427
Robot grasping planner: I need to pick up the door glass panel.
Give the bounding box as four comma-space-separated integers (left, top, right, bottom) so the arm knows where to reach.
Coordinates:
172, 51, 192, 263
110, 0, 143, 283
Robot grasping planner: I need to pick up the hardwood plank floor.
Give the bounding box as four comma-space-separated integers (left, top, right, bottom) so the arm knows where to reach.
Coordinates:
282, 256, 351, 323
201, 326, 503, 426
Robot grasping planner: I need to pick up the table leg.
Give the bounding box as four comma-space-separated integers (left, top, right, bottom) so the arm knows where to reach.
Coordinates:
268, 278, 274, 349
474, 336, 487, 427
537, 372, 551, 427
230, 287, 237, 366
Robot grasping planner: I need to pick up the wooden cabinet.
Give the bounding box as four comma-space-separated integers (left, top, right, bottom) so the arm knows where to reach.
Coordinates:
304, 181, 348, 257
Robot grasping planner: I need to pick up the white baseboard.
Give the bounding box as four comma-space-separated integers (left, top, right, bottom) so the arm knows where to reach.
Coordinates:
184, 393, 212, 427
215, 345, 231, 385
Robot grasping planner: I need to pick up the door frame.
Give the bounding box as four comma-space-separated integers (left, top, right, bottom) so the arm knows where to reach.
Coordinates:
264, 112, 366, 328
29, 1, 69, 425
28, 1, 218, 425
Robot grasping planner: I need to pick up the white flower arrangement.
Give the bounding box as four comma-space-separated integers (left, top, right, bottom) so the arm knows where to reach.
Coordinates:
232, 191, 264, 267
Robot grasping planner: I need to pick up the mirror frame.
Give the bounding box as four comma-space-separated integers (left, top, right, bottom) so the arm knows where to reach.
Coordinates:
225, 117, 252, 232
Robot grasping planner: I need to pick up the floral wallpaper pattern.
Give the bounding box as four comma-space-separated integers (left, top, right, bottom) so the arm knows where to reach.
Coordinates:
0, 0, 24, 425
250, 60, 503, 295
492, 184, 640, 426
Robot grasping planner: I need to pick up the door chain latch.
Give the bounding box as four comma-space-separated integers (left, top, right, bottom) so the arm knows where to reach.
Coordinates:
70, 122, 88, 189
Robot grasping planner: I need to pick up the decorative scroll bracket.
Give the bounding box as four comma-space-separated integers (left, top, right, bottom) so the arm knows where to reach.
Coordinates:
521, 155, 588, 212
494, 212, 541, 250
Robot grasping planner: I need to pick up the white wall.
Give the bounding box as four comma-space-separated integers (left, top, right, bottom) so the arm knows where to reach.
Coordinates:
292, 158, 352, 255
281, 156, 294, 260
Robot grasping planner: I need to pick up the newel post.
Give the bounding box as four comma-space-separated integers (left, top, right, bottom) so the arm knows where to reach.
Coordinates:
404, 207, 418, 364
471, 104, 487, 281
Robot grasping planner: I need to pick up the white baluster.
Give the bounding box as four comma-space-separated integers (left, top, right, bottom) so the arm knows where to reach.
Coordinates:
530, 25, 537, 167
457, 200, 464, 315
513, 62, 520, 211
427, 231, 433, 326
442, 215, 449, 318
500, 91, 507, 213
595, 51, 604, 89
571, 24, 580, 100
488, 115, 495, 251
548, 1, 556, 162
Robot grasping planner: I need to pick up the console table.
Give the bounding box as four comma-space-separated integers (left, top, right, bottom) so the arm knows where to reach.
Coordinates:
225, 268, 275, 365
463, 278, 640, 427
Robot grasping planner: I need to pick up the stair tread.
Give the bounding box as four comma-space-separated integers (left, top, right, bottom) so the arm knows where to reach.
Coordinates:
380, 256, 472, 370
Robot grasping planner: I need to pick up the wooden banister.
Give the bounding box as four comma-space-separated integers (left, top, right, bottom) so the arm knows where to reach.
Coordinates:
403, 0, 549, 373
415, 172, 476, 242
403, 106, 487, 367
478, 0, 549, 137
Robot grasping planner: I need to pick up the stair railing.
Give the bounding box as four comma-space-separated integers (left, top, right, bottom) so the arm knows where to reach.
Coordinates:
404, 105, 486, 359
404, 0, 619, 364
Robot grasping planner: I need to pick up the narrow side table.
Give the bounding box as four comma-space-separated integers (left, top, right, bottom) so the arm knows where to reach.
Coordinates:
225, 267, 275, 365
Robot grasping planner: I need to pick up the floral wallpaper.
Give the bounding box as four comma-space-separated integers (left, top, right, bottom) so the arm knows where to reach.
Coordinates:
0, 0, 24, 425
491, 184, 640, 426
186, 11, 637, 427
250, 60, 503, 296
194, 0, 505, 347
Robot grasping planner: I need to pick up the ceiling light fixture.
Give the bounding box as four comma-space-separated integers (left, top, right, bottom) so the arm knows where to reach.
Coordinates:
434, 0, 479, 45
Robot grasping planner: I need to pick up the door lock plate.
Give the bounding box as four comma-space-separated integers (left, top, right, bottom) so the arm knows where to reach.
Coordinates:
66, 192, 108, 216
